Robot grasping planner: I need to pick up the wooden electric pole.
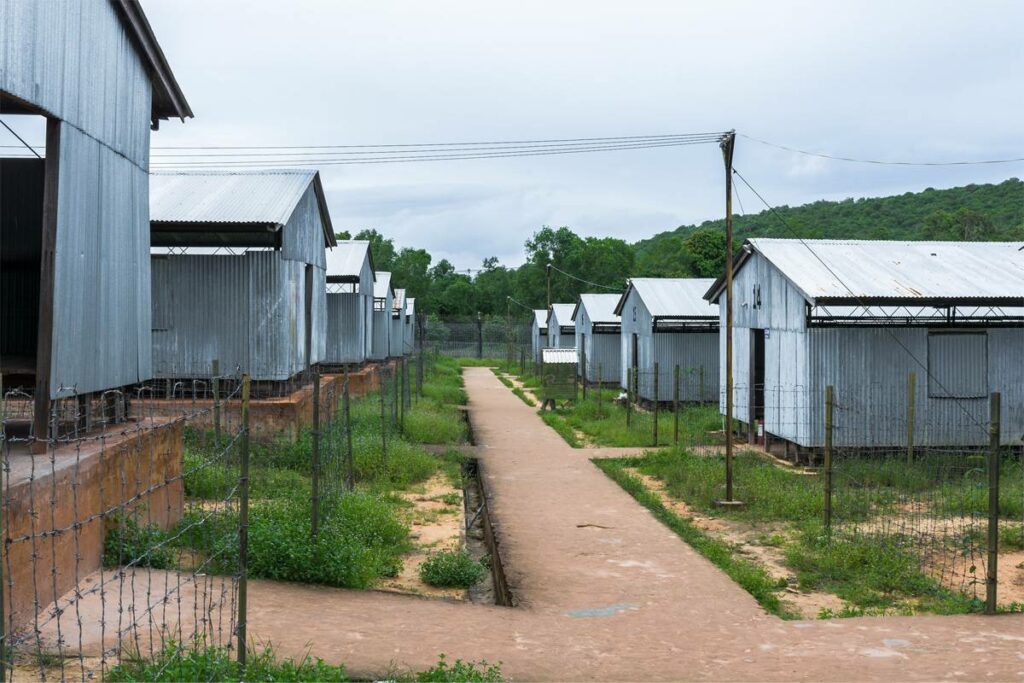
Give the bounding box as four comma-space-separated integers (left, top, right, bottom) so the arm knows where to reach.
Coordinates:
546, 263, 552, 309
719, 130, 741, 507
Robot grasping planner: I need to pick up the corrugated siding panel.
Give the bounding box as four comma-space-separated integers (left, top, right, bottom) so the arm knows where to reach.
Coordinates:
927, 333, 987, 398
637, 332, 718, 402
247, 252, 297, 380
403, 312, 416, 354
370, 309, 390, 360
151, 254, 249, 378
0, 0, 152, 164
325, 292, 366, 364
531, 321, 547, 362
280, 183, 327, 269
50, 125, 151, 397
389, 313, 404, 356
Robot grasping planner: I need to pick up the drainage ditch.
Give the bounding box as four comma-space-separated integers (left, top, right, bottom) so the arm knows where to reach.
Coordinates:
462, 458, 514, 607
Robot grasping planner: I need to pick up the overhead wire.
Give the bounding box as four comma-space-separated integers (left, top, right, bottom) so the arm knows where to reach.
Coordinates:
548, 263, 624, 292
730, 166, 993, 432
738, 133, 1024, 166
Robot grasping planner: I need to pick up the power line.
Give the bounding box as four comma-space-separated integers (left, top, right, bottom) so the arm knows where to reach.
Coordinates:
0, 119, 42, 159
731, 166, 990, 432
739, 133, 1024, 167
148, 138, 724, 169
548, 263, 623, 292
506, 296, 535, 313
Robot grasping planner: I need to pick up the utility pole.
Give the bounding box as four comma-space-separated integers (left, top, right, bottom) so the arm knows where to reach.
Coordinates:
546, 263, 552, 309
717, 130, 742, 508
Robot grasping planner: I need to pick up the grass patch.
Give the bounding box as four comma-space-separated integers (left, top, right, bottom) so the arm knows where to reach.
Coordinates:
512, 387, 536, 406
539, 411, 582, 447
402, 401, 467, 444
416, 654, 503, 682
107, 642, 349, 682
419, 549, 486, 588
593, 458, 796, 619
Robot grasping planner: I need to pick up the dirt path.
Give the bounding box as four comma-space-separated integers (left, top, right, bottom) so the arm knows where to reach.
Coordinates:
42, 368, 1024, 680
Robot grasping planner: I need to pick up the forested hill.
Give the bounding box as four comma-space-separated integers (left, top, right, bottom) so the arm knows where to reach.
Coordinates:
633, 178, 1024, 277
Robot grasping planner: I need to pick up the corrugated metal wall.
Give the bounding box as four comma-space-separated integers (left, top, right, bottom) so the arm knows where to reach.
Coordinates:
325, 292, 367, 364
369, 288, 392, 361
403, 311, 416, 354
531, 321, 547, 362
718, 251, 1023, 447
280, 183, 327, 269
2, 0, 156, 399
151, 254, 249, 377
574, 307, 621, 383
389, 312, 405, 357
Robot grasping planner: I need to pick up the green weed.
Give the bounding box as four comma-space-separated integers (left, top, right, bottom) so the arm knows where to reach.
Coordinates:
419, 550, 486, 588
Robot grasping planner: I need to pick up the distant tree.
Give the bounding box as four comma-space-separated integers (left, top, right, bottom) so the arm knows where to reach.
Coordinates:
683, 228, 727, 278
334, 230, 352, 241
355, 229, 396, 271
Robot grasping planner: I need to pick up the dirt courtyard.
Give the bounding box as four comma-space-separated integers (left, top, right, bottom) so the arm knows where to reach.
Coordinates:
36, 368, 1024, 681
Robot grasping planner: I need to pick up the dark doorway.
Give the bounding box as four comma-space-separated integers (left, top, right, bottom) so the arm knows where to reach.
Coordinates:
303, 264, 314, 369
749, 329, 766, 443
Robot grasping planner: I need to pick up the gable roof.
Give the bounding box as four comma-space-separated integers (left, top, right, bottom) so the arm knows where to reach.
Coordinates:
705, 239, 1024, 305
547, 303, 576, 329
393, 288, 406, 311
326, 240, 372, 280
572, 293, 621, 324
533, 309, 548, 330
374, 271, 393, 299
150, 170, 336, 248
406, 298, 416, 316
614, 278, 717, 318
112, 0, 192, 122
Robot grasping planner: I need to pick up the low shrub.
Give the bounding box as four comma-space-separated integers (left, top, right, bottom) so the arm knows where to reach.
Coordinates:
106, 641, 348, 682
419, 549, 486, 588
103, 513, 175, 569
416, 654, 503, 682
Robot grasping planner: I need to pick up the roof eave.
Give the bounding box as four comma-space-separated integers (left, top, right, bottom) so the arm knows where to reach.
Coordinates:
112, 0, 193, 124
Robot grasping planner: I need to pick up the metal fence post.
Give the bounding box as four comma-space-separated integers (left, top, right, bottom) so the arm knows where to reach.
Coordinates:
237, 373, 251, 666
344, 367, 354, 491
393, 361, 400, 428
597, 363, 603, 417
212, 358, 221, 448
673, 364, 680, 446
417, 345, 424, 397
987, 391, 1001, 614
476, 315, 483, 359
824, 385, 834, 534
580, 345, 587, 401
626, 365, 633, 428
653, 362, 660, 446
380, 367, 387, 467
907, 371, 916, 464
310, 371, 321, 540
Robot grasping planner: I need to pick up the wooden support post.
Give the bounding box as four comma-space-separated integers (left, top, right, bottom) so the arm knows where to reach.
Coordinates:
310, 372, 321, 539
380, 367, 387, 466
653, 363, 660, 446
721, 130, 736, 501
581, 344, 587, 401
987, 391, 1000, 614
32, 119, 61, 454
237, 374, 251, 665
626, 365, 633, 428
673, 365, 680, 446
597, 363, 603, 417
907, 371, 915, 464
212, 359, 221, 448
824, 385, 834, 533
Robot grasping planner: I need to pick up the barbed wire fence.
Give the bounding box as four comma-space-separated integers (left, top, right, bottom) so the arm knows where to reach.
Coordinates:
423, 315, 531, 362
0, 346, 422, 680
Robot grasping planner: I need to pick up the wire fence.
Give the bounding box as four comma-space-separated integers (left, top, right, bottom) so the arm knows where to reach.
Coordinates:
0, 351, 424, 680
504, 356, 1023, 611
424, 316, 531, 362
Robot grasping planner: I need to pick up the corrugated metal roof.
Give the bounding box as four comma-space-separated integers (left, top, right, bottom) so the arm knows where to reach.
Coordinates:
406, 297, 416, 315
151, 170, 317, 226
542, 348, 577, 364
617, 278, 717, 318
374, 271, 393, 298
574, 293, 621, 323
548, 303, 576, 328
326, 240, 371, 278
393, 288, 406, 312
533, 309, 548, 329
735, 239, 1024, 303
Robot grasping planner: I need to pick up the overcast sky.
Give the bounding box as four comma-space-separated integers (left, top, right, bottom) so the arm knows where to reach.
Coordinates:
9, 1, 1023, 270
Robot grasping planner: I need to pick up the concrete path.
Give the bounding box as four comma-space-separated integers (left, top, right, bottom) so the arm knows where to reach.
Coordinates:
47, 368, 1024, 680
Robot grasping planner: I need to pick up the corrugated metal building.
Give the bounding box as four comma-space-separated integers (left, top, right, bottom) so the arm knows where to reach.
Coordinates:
325, 240, 374, 365
390, 288, 406, 357
370, 272, 394, 361
547, 303, 576, 349
531, 310, 548, 362
149, 170, 336, 380
705, 239, 1024, 447
572, 293, 621, 384
403, 297, 417, 354
0, 0, 191, 435
615, 278, 719, 402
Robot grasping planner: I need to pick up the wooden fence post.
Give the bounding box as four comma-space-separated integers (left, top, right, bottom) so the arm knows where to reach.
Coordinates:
653, 362, 660, 446
237, 374, 251, 666
987, 391, 1001, 614
907, 371, 916, 464
310, 371, 321, 539
824, 385, 834, 533
673, 364, 680, 446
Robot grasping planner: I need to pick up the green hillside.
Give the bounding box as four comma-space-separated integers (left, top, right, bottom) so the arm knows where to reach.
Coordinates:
634, 178, 1024, 278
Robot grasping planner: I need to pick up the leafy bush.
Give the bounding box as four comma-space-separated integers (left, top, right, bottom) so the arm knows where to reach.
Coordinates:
106, 642, 348, 682
247, 493, 409, 588
103, 513, 175, 569
416, 654, 503, 682
419, 550, 486, 588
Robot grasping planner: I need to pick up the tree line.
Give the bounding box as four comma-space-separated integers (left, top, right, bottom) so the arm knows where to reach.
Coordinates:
338, 177, 1024, 320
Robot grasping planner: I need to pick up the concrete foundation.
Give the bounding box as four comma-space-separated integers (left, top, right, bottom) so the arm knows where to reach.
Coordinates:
3, 420, 185, 629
